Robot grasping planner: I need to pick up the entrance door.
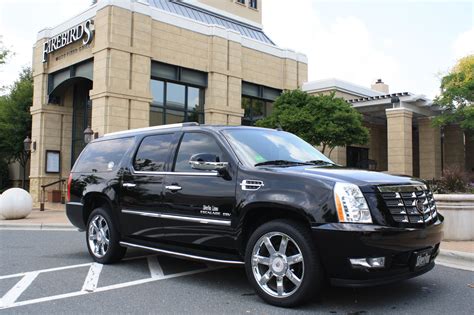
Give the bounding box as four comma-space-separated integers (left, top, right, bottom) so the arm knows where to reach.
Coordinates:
347, 146, 370, 169
71, 81, 93, 166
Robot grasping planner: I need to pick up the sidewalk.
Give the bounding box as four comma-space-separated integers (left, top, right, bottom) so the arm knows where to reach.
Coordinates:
0, 208, 473, 270
0, 208, 73, 230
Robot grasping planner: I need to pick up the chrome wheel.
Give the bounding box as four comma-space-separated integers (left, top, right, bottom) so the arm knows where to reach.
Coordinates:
88, 214, 110, 258
251, 232, 304, 298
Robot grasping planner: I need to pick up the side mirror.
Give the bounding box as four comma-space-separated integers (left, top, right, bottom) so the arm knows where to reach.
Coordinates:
189, 153, 228, 172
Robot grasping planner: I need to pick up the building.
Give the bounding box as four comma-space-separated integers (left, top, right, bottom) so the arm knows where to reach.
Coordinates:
303, 78, 473, 178
29, 0, 307, 204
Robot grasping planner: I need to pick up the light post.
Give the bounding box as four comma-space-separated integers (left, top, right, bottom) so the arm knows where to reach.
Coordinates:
84, 126, 94, 144
23, 136, 32, 190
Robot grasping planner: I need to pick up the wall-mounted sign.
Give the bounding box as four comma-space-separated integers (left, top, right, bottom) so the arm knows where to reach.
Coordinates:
45, 150, 61, 174
42, 19, 94, 63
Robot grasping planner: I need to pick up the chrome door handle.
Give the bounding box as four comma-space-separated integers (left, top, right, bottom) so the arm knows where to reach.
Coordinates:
166, 185, 182, 191
123, 183, 136, 188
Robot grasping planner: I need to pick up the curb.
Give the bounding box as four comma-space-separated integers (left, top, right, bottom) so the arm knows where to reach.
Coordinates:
437, 249, 474, 272
0, 223, 77, 231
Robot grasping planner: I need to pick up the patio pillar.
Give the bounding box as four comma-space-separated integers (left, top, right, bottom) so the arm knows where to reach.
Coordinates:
386, 108, 413, 176
418, 117, 442, 179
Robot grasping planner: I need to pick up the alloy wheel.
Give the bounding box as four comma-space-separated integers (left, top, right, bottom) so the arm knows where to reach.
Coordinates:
88, 214, 110, 258
251, 232, 305, 298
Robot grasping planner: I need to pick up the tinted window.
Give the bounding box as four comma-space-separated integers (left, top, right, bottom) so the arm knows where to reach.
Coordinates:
134, 134, 174, 172
74, 137, 134, 173
174, 133, 224, 172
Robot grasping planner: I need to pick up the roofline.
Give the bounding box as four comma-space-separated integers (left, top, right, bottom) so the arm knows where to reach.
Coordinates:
35, 0, 306, 63
302, 78, 384, 98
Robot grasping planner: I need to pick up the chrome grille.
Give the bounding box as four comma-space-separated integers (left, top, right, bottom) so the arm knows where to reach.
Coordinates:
378, 185, 437, 225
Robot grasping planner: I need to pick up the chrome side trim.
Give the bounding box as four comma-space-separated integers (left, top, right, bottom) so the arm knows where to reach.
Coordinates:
119, 241, 244, 265
133, 170, 219, 177
66, 202, 83, 207
121, 209, 232, 226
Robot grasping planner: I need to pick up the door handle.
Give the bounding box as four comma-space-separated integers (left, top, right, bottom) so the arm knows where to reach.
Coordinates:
165, 185, 182, 191
123, 183, 136, 188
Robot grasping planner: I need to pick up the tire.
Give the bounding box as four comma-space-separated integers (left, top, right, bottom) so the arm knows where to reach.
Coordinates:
244, 219, 323, 307
86, 207, 126, 264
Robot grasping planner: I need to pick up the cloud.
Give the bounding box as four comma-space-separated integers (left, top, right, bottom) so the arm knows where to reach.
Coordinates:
264, 0, 400, 91
453, 27, 474, 60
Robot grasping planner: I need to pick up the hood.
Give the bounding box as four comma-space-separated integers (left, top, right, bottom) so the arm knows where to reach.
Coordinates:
261, 166, 424, 192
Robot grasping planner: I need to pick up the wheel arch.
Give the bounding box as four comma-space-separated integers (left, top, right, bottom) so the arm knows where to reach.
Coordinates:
238, 203, 314, 257
82, 192, 117, 227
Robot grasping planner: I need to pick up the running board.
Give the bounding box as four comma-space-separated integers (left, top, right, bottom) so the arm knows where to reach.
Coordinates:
119, 241, 245, 265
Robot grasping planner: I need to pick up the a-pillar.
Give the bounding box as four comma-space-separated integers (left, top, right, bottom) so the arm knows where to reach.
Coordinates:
418, 117, 442, 179
386, 108, 413, 176
443, 124, 466, 170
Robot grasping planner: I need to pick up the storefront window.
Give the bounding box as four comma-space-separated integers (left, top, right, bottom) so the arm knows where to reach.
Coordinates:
241, 82, 281, 126
150, 62, 206, 126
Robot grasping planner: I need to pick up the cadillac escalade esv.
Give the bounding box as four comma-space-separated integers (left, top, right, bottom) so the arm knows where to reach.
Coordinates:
66, 123, 444, 307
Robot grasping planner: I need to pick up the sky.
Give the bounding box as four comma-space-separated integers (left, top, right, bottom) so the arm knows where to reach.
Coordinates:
0, 0, 473, 98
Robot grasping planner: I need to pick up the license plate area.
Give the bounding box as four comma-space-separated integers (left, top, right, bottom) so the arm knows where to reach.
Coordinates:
411, 248, 432, 270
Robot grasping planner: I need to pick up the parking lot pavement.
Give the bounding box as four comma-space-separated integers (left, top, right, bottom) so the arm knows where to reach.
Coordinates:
1, 230, 473, 314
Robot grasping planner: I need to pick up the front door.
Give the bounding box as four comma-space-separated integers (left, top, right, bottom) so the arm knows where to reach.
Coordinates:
161, 132, 237, 250
120, 133, 176, 240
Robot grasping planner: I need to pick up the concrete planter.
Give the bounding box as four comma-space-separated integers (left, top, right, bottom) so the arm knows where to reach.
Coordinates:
434, 194, 474, 241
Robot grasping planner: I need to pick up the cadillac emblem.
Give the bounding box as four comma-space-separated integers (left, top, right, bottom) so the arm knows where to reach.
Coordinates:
416, 199, 425, 214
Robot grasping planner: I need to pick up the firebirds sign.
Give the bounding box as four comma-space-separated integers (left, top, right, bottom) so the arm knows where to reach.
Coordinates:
42, 19, 94, 63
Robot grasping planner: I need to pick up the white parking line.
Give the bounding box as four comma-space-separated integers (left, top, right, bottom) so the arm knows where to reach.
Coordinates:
1, 266, 223, 310
0, 272, 39, 308
0, 263, 93, 280
147, 256, 164, 279
81, 263, 103, 292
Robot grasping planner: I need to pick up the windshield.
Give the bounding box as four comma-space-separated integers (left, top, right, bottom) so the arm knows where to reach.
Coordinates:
222, 128, 334, 167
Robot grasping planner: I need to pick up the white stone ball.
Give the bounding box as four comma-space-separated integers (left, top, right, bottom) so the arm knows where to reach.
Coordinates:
0, 188, 33, 220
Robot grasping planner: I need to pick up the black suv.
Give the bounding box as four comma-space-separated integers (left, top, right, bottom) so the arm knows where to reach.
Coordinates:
66, 123, 443, 307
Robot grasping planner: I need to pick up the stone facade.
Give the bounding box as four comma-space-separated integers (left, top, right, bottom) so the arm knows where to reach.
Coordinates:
29, 0, 307, 204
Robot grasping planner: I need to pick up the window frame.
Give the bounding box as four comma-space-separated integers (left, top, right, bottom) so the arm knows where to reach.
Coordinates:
249, 0, 258, 9
131, 133, 177, 174
150, 77, 205, 126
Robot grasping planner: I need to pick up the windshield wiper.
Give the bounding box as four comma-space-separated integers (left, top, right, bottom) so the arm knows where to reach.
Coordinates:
305, 160, 335, 166
255, 160, 312, 167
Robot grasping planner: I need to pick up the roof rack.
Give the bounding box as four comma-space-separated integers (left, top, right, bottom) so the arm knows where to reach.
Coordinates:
103, 122, 199, 137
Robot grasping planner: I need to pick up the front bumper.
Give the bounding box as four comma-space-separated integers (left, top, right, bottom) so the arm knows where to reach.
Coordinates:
311, 215, 444, 287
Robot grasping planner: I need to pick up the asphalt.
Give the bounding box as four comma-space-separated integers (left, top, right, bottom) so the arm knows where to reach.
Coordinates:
0, 230, 473, 314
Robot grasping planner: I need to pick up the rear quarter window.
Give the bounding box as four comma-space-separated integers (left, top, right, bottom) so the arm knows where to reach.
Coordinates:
73, 137, 134, 173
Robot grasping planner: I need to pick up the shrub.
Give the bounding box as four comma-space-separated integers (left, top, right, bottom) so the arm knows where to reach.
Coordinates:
430, 167, 473, 194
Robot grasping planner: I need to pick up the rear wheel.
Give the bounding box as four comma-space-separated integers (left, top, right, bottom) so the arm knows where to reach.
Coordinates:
245, 220, 323, 307
86, 207, 126, 264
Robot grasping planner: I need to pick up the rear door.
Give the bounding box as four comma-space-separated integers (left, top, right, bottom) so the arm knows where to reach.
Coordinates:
120, 132, 177, 240
161, 131, 237, 249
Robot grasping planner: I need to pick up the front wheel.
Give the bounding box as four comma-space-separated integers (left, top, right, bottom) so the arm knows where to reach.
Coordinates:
245, 220, 323, 307
86, 207, 126, 264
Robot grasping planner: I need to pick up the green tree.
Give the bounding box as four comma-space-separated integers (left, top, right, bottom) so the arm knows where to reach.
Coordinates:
434, 55, 474, 131
0, 67, 33, 188
0, 36, 11, 66
256, 90, 369, 155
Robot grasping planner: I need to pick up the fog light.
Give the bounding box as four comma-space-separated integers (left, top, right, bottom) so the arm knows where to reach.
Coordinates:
350, 257, 385, 269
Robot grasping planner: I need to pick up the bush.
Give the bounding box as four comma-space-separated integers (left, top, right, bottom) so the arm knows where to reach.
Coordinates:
429, 167, 473, 194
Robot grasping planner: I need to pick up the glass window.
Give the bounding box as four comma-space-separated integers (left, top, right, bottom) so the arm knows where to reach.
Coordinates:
174, 133, 224, 172
73, 138, 134, 173
150, 79, 205, 126
134, 134, 174, 172
166, 83, 185, 109
151, 80, 164, 106
241, 82, 281, 126
222, 129, 333, 168
249, 0, 257, 9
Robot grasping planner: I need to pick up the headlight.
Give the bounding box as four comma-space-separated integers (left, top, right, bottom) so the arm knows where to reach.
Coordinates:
334, 182, 372, 223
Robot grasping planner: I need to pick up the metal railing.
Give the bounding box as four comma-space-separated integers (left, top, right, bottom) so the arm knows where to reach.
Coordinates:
40, 179, 66, 211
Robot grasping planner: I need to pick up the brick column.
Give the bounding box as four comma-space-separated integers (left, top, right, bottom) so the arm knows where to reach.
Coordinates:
418, 117, 442, 179
443, 124, 465, 170
386, 108, 413, 176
